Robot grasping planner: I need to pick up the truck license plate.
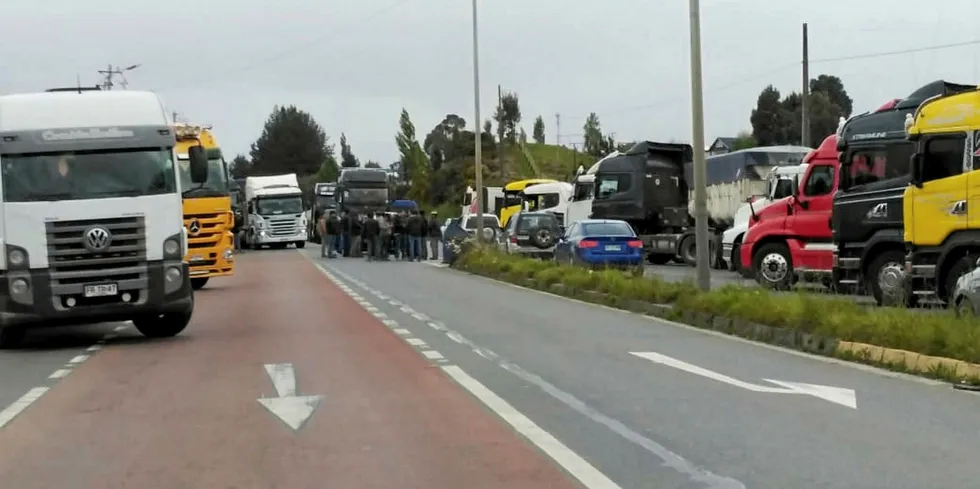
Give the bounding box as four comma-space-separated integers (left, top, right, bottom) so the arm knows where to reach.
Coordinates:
84, 283, 118, 298
605, 245, 622, 251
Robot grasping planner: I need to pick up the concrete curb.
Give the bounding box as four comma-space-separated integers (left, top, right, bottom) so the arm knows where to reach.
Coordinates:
458, 265, 980, 385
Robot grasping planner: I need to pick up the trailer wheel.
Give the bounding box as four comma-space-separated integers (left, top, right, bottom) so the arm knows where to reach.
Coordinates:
753, 242, 793, 290
646, 254, 672, 265
679, 235, 697, 266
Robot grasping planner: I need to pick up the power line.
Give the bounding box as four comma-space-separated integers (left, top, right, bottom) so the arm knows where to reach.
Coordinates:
571, 37, 980, 119
155, 0, 412, 92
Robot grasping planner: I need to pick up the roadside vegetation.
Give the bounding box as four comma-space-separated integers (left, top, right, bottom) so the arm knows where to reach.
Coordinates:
452, 245, 980, 384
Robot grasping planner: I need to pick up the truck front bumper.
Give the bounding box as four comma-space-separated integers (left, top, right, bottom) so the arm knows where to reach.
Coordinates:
0, 261, 194, 329
254, 229, 307, 244
187, 246, 235, 279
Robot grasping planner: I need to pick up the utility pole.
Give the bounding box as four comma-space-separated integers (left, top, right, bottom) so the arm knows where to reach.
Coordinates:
98, 63, 141, 90
801, 23, 810, 147
471, 0, 485, 241
555, 113, 561, 146
688, 0, 711, 291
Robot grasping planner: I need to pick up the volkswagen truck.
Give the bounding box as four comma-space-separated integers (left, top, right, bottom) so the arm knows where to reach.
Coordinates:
0, 89, 207, 347
174, 123, 235, 290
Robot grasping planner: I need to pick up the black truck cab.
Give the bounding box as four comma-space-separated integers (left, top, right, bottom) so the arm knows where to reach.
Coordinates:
590, 141, 695, 264
832, 80, 975, 305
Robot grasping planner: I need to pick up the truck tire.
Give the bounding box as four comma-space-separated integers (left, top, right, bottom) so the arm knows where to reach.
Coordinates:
132, 308, 193, 339
679, 235, 697, 266
296, 241, 306, 249
191, 277, 209, 290
646, 254, 672, 265
0, 326, 26, 349
753, 242, 793, 290
942, 256, 974, 305
866, 250, 905, 307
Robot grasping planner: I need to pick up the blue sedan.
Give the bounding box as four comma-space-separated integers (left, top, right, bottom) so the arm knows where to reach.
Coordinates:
554, 219, 644, 269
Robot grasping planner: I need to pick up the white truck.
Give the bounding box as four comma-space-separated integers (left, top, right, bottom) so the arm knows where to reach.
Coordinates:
564, 152, 620, 229
0, 88, 207, 347
243, 174, 307, 249
522, 181, 573, 224
719, 163, 808, 272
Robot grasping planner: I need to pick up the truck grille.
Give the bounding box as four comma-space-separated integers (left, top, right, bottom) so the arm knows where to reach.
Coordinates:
266, 216, 300, 237
45, 216, 148, 294
185, 212, 229, 249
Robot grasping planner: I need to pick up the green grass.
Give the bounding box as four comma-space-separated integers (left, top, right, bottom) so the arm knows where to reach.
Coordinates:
501, 143, 595, 181
454, 246, 980, 366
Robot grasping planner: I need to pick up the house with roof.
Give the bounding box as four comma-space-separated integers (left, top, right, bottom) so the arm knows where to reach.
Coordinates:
706, 136, 738, 155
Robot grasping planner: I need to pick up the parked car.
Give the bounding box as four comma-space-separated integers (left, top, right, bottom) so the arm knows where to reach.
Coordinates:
500, 211, 561, 258
461, 213, 501, 242
554, 219, 643, 269
951, 258, 980, 316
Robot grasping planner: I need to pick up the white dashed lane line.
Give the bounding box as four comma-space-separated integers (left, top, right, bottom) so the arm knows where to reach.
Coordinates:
0, 325, 124, 430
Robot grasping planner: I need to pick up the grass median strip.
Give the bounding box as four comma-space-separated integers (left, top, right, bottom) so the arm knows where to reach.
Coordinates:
452, 246, 980, 386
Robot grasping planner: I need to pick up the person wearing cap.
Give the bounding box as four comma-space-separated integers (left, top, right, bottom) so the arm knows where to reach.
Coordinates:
426, 211, 441, 260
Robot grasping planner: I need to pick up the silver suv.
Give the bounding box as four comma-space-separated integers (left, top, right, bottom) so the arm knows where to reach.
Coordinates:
499, 211, 561, 258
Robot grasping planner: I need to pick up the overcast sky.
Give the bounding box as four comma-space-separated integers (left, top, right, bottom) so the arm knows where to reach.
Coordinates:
2, 0, 979, 165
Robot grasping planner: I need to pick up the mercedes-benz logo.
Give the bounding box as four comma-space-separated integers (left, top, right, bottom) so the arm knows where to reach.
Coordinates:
83, 226, 112, 252
188, 219, 201, 236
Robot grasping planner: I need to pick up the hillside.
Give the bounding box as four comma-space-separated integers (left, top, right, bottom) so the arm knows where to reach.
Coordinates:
499, 142, 596, 183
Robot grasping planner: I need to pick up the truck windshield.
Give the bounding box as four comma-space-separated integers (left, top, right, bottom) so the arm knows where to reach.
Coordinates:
257, 196, 303, 215
315, 195, 336, 209
344, 188, 388, 204
177, 155, 229, 197
504, 190, 523, 206
767, 178, 795, 200
525, 192, 561, 210
1, 147, 176, 202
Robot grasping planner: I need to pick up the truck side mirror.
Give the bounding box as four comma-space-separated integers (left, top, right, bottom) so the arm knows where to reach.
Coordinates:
910, 153, 924, 188
187, 145, 209, 184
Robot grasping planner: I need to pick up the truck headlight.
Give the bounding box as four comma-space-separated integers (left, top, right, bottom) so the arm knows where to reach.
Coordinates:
164, 238, 180, 257
223, 248, 233, 260
8, 249, 25, 267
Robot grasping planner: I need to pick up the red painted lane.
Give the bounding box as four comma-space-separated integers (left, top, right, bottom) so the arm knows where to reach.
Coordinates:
0, 251, 584, 489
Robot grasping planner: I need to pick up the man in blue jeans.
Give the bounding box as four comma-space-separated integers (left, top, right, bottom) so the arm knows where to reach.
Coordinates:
406, 210, 424, 262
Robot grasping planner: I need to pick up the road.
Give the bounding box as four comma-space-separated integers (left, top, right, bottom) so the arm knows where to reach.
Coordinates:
1, 249, 977, 488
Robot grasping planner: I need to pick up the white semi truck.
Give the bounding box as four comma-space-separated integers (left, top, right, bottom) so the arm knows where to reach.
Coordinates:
243, 173, 307, 249
0, 89, 207, 347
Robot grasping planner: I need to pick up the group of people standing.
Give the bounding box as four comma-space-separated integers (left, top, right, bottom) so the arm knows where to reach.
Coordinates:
318, 209, 442, 261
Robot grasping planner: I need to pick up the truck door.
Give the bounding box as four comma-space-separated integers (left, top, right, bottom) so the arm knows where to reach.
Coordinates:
909, 133, 969, 248
967, 131, 980, 233
785, 162, 837, 271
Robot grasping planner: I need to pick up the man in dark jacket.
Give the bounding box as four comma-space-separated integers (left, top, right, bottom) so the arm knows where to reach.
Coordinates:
350, 213, 363, 258
427, 211, 441, 260
326, 211, 342, 258
362, 212, 380, 261
393, 211, 406, 260
406, 210, 425, 262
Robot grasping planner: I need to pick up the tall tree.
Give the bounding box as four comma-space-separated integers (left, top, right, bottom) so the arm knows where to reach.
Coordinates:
493, 91, 522, 144
532, 115, 546, 144
810, 74, 852, 117
749, 85, 788, 146
582, 112, 612, 157
229, 154, 251, 178
339, 133, 359, 168
364, 161, 382, 168
483, 120, 493, 144
249, 105, 333, 176
394, 108, 430, 202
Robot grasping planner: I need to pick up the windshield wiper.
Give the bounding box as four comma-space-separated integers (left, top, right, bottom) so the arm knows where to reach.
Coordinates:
89, 189, 143, 198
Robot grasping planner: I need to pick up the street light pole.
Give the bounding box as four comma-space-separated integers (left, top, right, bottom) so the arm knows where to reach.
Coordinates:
688, 0, 711, 291
471, 0, 485, 242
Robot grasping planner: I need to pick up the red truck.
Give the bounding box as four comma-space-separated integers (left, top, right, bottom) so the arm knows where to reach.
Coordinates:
738, 134, 839, 289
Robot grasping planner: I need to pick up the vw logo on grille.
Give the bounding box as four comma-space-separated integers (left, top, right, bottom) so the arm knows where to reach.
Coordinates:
83, 226, 112, 252
188, 219, 201, 236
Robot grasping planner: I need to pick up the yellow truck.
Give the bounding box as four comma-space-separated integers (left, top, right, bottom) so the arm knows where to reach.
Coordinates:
174, 123, 235, 290
903, 86, 980, 305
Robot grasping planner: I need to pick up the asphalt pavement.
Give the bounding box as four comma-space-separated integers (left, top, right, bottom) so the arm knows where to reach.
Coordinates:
313, 251, 980, 489
0, 250, 583, 489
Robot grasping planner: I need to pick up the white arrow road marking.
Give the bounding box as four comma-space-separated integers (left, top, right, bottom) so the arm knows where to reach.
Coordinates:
630, 352, 857, 409
257, 363, 324, 431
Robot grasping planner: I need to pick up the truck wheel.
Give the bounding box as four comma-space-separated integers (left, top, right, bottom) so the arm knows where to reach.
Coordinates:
866, 250, 905, 307
679, 235, 697, 266
0, 326, 26, 349
942, 256, 974, 305
132, 309, 193, 339
646, 254, 672, 265
296, 241, 306, 249
190, 277, 209, 290
753, 243, 793, 290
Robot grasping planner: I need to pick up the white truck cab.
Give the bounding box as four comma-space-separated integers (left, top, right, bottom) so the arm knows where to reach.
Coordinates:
720, 163, 808, 271
244, 174, 307, 249
564, 157, 610, 229
522, 181, 572, 224
0, 89, 206, 347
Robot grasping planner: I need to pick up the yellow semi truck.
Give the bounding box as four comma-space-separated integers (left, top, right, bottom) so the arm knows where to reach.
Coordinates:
903, 85, 980, 304
174, 123, 235, 290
